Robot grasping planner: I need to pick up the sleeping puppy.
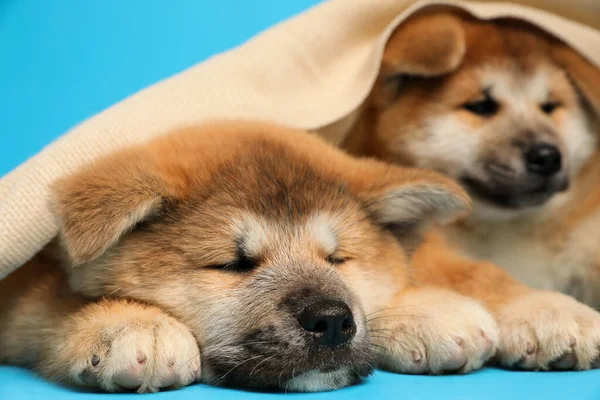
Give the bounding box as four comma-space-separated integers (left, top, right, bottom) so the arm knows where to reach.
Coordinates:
1, 122, 599, 393
342, 9, 600, 307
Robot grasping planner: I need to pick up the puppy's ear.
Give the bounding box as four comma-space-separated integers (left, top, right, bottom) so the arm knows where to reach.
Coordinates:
353, 161, 471, 252
374, 11, 466, 106
51, 148, 188, 265
552, 43, 600, 120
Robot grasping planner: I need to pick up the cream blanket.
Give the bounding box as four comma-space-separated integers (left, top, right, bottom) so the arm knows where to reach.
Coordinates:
1, 0, 599, 279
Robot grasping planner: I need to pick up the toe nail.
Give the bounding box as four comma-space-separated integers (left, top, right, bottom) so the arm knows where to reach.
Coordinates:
91, 355, 100, 367
412, 350, 422, 363
168, 357, 176, 367
137, 352, 147, 364
526, 343, 535, 354
454, 337, 464, 346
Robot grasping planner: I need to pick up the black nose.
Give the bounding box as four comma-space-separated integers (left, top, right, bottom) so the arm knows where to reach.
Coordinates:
298, 299, 356, 348
524, 144, 562, 177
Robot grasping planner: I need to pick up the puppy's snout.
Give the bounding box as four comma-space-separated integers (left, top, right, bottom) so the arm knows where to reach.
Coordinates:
298, 299, 356, 348
524, 143, 562, 177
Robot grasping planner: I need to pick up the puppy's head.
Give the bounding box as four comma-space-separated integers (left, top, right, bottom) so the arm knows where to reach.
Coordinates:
51, 122, 469, 392
365, 9, 600, 219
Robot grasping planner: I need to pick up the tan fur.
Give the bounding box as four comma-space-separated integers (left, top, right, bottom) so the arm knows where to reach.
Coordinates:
344, 11, 600, 308
1, 121, 600, 393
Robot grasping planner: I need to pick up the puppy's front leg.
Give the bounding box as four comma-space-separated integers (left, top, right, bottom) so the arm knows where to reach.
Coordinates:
43, 299, 202, 392
0, 258, 201, 393
412, 232, 600, 371
370, 287, 498, 374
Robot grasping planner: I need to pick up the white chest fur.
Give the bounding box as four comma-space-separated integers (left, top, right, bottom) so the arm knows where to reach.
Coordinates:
443, 211, 600, 304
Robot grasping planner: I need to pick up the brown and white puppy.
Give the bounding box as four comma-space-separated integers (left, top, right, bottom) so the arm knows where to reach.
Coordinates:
343, 9, 600, 307
1, 122, 599, 393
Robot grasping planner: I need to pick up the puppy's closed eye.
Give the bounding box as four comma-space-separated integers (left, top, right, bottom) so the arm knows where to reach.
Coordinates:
325, 255, 350, 265
206, 255, 258, 272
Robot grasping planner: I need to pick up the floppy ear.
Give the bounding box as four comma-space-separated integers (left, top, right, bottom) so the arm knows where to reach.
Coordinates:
51, 148, 188, 265
352, 161, 471, 251
374, 11, 466, 106
552, 43, 600, 120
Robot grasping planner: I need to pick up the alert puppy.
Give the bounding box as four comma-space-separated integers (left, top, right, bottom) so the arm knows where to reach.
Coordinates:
343, 10, 600, 307
1, 122, 599, 393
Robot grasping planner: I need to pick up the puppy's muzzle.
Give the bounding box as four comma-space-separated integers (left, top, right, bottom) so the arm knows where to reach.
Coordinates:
463, 140, 569, 209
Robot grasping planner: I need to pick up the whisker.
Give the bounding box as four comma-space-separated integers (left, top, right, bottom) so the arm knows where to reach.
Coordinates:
370, 348, 389, 359
249, 355, 276, 376
370, 348, 389, 357
371, 348, 388, 356
278, 370, 284, 390
371, 346, 388, 353
107, 286, 122, 296
202, 340, 277, 357
236, 340, 278, 347
216, 355, 264, 383
369, 328, 410, 335
370, 343, 388, 352
366, 305, 421, 318
240, 339, 278, 345
365, 301, 469, 318
175, 352, 201, 374
367, 314, 456, 323
369, 332, 405, 347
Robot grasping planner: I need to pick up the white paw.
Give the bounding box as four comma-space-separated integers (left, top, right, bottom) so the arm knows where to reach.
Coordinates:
497, 291, 600, 370
66, 312, 200, 392
370, 289, 498, 374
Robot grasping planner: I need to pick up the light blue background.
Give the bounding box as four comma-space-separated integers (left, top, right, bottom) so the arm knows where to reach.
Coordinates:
1, 1, 599, 399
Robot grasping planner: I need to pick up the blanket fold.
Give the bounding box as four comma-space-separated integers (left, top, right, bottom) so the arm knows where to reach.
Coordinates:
1, 0, 599, 279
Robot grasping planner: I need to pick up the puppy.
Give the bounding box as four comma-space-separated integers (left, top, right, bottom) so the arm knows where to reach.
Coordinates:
1, 122, 599, 393
342, 9, 600, 307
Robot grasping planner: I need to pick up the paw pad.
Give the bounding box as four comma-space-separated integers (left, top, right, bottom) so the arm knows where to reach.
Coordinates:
550, 351, 577, 370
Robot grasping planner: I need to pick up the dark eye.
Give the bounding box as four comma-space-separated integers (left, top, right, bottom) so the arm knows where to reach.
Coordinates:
541, 101, 561, 114
463, 96, 499, 117
326, 255, 347, 265
207, 254, 257, 272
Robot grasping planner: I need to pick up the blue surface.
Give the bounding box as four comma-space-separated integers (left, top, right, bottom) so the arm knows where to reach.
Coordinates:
1, 1, 600, 399
1, 366, 600, 400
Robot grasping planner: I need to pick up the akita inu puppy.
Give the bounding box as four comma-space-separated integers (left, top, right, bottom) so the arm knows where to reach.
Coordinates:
1, 122, 599, 393
343, 10, 600, 307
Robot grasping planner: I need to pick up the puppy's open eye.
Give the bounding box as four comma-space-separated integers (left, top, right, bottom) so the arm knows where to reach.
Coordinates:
463, 95, 499, 117
325, 255, 348, 265
540, 101, 561, 114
